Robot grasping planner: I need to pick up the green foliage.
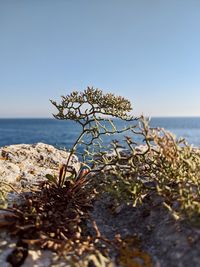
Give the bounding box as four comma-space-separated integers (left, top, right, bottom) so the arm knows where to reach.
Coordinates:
50, 86, 135, 187
95, 116, 200, 223
51, 87, 133, 122
1, 87, 200, 266
51, 88, 200, 223
0, 87, 140, 266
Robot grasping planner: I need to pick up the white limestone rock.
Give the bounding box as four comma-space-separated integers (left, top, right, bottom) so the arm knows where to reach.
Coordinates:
0, 143, 81, 267
0, 143, 80, 185
0, 161, 20, 183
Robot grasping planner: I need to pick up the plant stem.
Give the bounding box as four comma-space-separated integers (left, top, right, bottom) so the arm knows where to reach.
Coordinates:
60, 128, 86, 186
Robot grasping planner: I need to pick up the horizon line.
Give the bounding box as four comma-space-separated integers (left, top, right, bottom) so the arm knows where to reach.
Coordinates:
0, 116, 200, 119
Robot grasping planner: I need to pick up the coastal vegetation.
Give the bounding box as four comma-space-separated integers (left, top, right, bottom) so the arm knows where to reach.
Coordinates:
96, 115, 200, 224
0, 87, 200, 266
49, 87, 136, 186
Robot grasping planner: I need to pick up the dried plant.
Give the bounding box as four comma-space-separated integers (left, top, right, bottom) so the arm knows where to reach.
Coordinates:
0, 87, 140, 266
0, 176, 143, 266
0, 175, 105, 265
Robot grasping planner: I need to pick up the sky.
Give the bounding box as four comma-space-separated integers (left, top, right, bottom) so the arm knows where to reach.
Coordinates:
0, 0, 200, 118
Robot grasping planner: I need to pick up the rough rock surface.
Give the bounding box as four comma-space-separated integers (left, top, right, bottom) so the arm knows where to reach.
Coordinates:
0, 143, 80, 187
0, 143, 80, 267
0, 143, 200, 267
91, 193, 200, 267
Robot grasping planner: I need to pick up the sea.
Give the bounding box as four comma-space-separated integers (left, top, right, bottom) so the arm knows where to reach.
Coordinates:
0, 118, 200, 151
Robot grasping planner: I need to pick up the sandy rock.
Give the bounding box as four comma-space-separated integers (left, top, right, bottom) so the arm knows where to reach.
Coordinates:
0, 142, 80, 186
0, 143, 81, 267
1, 143, 199, 267
21, 250, 52, 267
90, 193, 200, 267
0, 161, 20, 183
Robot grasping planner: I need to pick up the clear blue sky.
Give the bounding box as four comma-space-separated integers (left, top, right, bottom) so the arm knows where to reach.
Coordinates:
0, 0, 200, 118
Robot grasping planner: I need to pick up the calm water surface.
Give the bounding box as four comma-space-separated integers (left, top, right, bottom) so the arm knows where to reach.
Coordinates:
0, 118, 200, 149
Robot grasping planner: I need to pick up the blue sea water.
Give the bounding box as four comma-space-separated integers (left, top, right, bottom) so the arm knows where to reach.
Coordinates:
0, 118, 200, 150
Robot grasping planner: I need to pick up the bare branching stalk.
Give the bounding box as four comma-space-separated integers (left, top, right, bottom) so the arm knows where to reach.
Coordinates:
51, 87, 136, 186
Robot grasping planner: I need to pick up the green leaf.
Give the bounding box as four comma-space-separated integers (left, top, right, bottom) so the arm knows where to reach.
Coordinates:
45, 174, 57, 184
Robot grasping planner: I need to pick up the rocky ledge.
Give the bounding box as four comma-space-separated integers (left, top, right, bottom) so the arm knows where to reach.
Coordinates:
0, 143, 81, 267
0, 142, 80, 186
0, 143, 200, 267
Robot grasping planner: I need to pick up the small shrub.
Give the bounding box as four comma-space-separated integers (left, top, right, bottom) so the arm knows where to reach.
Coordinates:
50, 87, 136, 187
95, 116, 200, 223
1, 87, 200, 266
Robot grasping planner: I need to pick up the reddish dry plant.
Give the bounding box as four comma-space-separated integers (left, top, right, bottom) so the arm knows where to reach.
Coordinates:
0, 176, 96, 253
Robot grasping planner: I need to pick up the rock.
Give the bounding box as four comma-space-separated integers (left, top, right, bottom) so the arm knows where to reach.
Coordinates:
0, 161, 20, 183
0, 143, 81, 267
21, 250, 53, 267
0, 143, 80, 186
1, 142, 200, 267
90, 192, 200, 267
